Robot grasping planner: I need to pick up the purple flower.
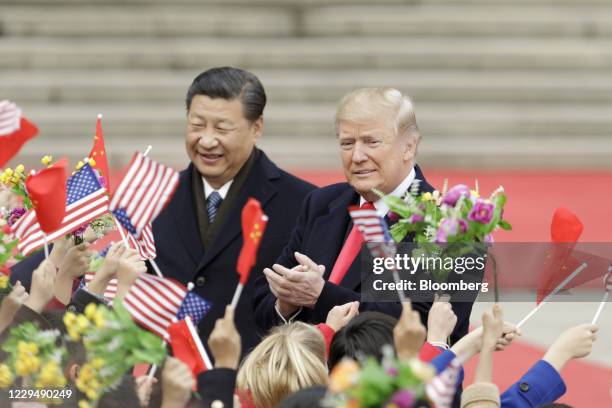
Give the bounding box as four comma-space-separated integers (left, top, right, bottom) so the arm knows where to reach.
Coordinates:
468, 200, 495, 224
387, 211, 400, 223
408, 214, 424, 223
442, 184, 470, 207
73, 224, 87, 238
435, 218, 468, 243
386, 366, 399, 377
458, 219, 468, 234
386, 390, 416, 408
485, 234, 494, 243
7, 207, 26, 227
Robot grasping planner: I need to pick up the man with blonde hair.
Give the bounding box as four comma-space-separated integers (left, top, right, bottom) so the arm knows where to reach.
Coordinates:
253, 88, 473, 346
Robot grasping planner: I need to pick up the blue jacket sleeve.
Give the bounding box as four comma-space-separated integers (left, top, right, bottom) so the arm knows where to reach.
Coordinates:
501, 360, 566, 408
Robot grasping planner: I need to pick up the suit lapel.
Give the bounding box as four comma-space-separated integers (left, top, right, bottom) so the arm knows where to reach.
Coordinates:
172, 166, 205, 265
195, 153, 279, 273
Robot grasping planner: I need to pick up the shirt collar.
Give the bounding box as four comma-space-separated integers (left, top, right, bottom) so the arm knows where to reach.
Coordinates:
359, 166, 416, 216
202, 177, 233, 200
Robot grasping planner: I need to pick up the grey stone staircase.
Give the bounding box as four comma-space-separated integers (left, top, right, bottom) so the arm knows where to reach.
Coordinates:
1, 0, 611, 170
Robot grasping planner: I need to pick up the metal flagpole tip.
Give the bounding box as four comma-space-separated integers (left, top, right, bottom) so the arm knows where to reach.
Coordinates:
262, 215, 269, 221
187, 282, 194, 291
97, 113, 103, 119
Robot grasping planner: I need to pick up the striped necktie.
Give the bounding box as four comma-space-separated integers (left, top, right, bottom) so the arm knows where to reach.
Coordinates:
206, 191, 223, 223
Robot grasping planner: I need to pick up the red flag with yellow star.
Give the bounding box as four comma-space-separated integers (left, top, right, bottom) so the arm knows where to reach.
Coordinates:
89, 114, 111, 193
25, 159, 68, 233
237, 198, 268, 284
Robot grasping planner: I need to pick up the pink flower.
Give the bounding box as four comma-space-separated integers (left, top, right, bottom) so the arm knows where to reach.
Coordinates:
468, 200, 495, 224
386, 390, 415, 408
408, 214, 424, 223
442, 184, 470, 207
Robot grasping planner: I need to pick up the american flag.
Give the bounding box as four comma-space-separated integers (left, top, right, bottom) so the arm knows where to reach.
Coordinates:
12, 163, 109, 256
348, 205, 396, 259
0, 100, 21, 135
110, 152, 179, 236
123, 273, 187, 339
426, 358, 461, 408
176, 292, 212, 326
116, 219, 156, 260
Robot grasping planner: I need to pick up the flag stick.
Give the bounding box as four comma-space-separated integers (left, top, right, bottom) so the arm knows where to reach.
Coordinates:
516, 262, 587, 329
391, 269, 407, 303
591, 291, 609, 325
43, 233, 49, 259
185, 315, 213, 369
113, 216, 130, 248
149, 258, 163, 278
230, 283, 244, 309
143, 145, 152, 157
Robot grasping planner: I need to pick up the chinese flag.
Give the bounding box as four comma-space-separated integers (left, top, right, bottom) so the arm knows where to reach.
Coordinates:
168, 317, 211, 389
0, 100, 39, 168
25, 159, 68, 233
237, 198, 268, 285
536, 208, 583, 304
89, 114, 111, 192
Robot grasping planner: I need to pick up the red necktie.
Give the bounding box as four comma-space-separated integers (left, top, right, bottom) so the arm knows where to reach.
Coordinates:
328, 202, 375, 284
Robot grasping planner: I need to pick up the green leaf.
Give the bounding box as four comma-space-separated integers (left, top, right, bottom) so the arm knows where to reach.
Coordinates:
499, 220, 512, 231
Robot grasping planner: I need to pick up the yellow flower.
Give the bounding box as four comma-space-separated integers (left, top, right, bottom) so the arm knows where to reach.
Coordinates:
76, 161, 85, 170
422, 192, 433, 201
84, 303, 97, 320
86, 389, 98, 400
0, 275, 8, 289
76, 315, 90, 332
0, 364, 13, 388
93, 311, 105, 329
41, 155, 53, 166
15, 164, 25, 174
92, 358, 105, 369
67, 327, 81, 342
64, 311, 77, 327
3, 168, 13, 177
78, 399, 91, 408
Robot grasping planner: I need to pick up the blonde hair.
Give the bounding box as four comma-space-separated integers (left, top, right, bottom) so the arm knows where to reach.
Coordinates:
237, 322, 328, 408
335, 87, 420, 140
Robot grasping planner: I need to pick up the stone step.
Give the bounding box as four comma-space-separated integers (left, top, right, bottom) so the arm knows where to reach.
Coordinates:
0, 6, 294, 38
12, 132, 612, 172
2, 5, 611, 38
14, 103, 612, 142
2, 70, 612, 105
3, 0, 610, 6
2, 38, 611, 71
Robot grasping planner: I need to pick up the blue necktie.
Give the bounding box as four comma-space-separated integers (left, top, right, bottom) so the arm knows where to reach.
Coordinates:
206, 191, 223, 223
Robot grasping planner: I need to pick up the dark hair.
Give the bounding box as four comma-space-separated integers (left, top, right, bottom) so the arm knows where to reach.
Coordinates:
185, 66, 267, 122
328, 311, 397, 370
279, 385, 327, 408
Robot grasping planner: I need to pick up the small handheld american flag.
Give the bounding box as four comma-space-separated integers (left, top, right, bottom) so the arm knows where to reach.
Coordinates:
110, 151, 179, 237
348, 205, 405, 302
12, 163, 109, 256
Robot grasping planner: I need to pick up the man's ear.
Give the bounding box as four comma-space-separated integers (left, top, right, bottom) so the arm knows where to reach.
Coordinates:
68, 364, 79, 381
402, 134, 419, 163
251, 116, 264, 143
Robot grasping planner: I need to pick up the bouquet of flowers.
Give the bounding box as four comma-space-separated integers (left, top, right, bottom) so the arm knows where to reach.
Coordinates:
324, 346, 438, 408
63, 302, 167, 407
377, 182, 511, 298
0, 322, 68, 389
